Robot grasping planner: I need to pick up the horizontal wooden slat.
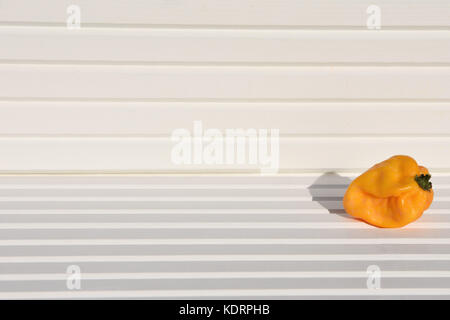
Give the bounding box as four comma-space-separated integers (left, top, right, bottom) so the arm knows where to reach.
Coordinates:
1, 289, 450, 299
1, 27, 449, 63
1, 277, 450, 291
4, 222, 450, 239
4, 239, 450, 246
4, 271, 450, 280
4, 254, 450, 263
0, 137, 449, 172
1, 65, 449, 100
0, 101, 449, 135
1, 0, 450, 301
12, 244, 448, 256
0, 0, 449, 27
0, 212, 448, 223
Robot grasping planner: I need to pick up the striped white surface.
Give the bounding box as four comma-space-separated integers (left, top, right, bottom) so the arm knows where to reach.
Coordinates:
0, 1, 449, 173
0, 174, 449, 299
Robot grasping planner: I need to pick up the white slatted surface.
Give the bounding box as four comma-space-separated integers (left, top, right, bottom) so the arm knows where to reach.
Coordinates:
0, 174, 450, 299
0, 1, 449, 173
1, 0, 450, 300
2, 28, 450, 64
1, 0, 449, 27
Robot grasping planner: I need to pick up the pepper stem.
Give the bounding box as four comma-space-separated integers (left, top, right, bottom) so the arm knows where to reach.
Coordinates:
415, 174, 432, 191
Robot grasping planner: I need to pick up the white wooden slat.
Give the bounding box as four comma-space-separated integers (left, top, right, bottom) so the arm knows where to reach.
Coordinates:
1, 277, 450, 292
4, 216, 450, 238
0, 174, 448, 298
0, 0, 449, 27
5, 271, 450, 281
3, 260, 450, 274
0, 174, 448, 187
6, 208, 450, 215
1, 65, 449, 100
2, 242, 449, 256
0, 0, 449, 300
1, 27, 449, 64
0, 137, 449, 172
1, 289, 450, 299
4, 239, 450, 246
4, 254, 450, 263
0, 222, 448, 230
0, 101, 449, 135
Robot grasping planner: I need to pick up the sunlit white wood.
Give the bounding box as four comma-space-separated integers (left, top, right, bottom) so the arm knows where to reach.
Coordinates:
0, 0, 449, 27
2, 254, 450, 263
4, 288, 450, 299
0, 137, 449, 172
1, 288, 450, 299
1, 0, 450, 300
1, 65, 449, 99
4, 271, 450, 281
1, 222, 450, 229
0, 174, 449, 298
2, 238, 450, 246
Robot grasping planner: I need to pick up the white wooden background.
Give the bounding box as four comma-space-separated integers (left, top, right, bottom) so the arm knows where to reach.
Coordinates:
0, 0, 449, 173
1, 0, 450, 300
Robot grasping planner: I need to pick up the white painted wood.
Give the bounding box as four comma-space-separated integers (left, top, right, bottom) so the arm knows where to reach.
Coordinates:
0, 0, 449, 27
1, 27, 449, 63
1, 222, 449, 230
4, 254, 450, 263
0, 101, 448, 135
0, 137, 448, 172
1, 0, 450, 300
1, 65, 449, 100
0, 173, 448, 298
2, 289, 450, 299
5, 271, 450, 280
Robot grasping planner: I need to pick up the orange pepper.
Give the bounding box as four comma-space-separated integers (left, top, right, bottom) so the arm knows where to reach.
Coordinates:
343, 155, 433, 228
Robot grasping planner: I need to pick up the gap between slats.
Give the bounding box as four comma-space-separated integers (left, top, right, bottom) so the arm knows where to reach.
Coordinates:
3, 271, 450, 281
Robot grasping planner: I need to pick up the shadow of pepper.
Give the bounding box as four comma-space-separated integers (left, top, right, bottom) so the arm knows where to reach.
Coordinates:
307, 172, 355, 221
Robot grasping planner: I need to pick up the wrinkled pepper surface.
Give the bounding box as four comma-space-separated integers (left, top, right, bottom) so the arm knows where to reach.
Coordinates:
343, 155, 433, 228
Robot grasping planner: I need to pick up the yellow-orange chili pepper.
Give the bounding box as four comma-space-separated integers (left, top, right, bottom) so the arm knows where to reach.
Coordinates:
343, 155, 433, 228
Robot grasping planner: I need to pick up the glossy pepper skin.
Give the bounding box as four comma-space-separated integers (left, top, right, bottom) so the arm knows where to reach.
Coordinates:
343, 155, 433, 228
